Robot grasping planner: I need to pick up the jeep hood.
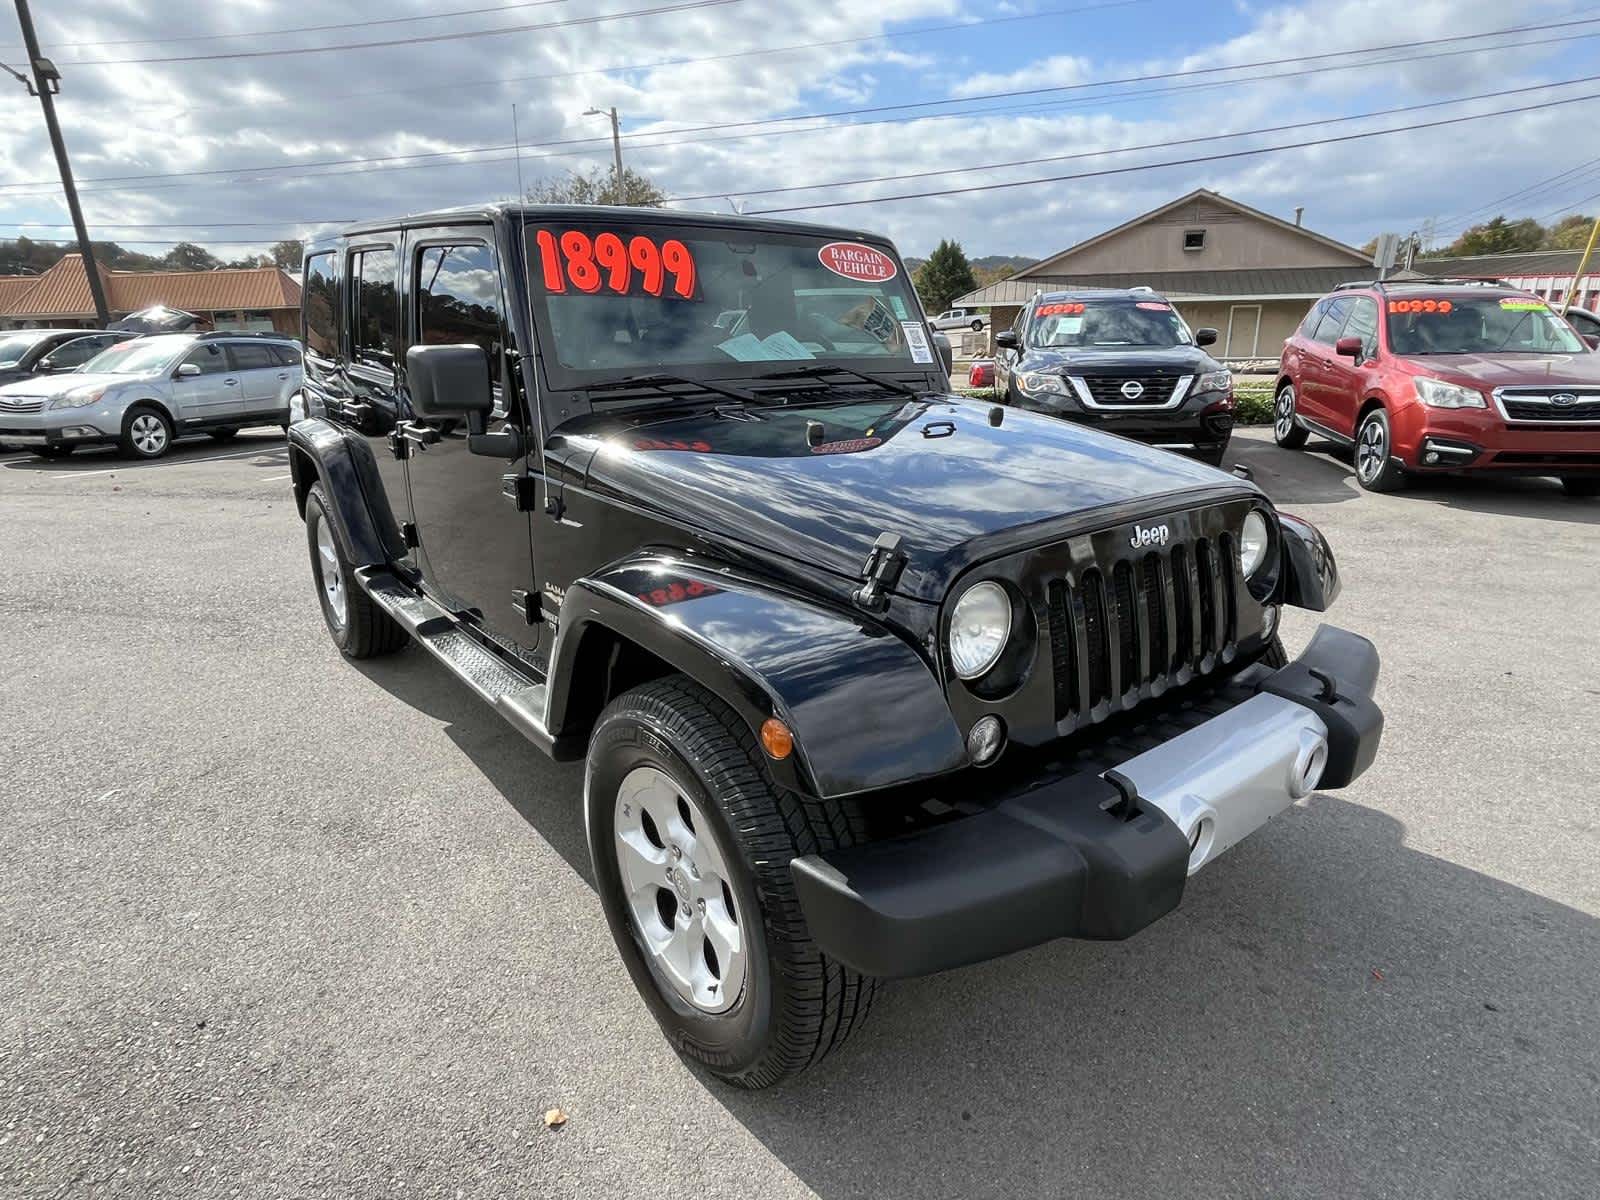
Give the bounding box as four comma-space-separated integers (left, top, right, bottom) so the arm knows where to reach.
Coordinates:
569, 396, 1248, 601
1398, 352, 1600, 389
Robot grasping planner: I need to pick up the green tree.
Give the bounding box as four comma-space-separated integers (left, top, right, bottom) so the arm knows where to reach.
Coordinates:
1543, 214, 1596, 251
913, 239, 979, 316
1445, 216, 1544, 256
270, 239, 304, 269
159, 242, 221, 272
526, 165, 665, 207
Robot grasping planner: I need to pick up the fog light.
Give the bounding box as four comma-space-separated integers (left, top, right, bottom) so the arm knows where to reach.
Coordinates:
1261, 604, 1280, 640
966, 715, 1005, 766
62, 426, 96, 438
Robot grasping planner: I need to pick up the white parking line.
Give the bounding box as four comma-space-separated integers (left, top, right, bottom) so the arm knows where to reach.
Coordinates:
24, 446, 286, 479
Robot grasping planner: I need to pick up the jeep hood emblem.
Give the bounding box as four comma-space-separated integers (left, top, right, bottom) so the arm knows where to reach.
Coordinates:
1129, 522, 1171, 549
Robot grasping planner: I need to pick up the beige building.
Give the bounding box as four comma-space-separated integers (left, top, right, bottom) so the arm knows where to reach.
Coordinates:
955, 189, 1380, 360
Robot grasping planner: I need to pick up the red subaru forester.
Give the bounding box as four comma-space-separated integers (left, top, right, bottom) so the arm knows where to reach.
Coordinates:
1274, 281, 1600, 496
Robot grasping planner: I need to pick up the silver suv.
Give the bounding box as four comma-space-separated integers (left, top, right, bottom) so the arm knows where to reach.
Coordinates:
0, 331, 302, 459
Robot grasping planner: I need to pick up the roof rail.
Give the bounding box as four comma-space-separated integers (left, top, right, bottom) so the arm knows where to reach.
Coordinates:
1128, 285, 1157, 294
1334, 277, 1513, 292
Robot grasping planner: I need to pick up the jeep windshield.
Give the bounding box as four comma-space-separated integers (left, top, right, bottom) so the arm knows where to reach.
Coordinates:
522, 221, 933, 391
1385, 295, 1586, 355
1028, 299, 1193, 349
80, 338, 186, 375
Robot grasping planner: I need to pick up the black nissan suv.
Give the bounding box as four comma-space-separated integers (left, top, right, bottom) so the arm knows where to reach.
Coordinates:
287, 205, 1381, 1088
993, 287, 1236, 465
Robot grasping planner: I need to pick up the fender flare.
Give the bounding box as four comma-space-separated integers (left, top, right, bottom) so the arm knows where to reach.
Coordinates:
285, 418, 406, 567
548, 553, 968, 799
1276, 512, 1340, 612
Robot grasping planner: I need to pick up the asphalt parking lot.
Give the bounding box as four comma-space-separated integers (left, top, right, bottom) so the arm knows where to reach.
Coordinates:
2, 428, 1597, 1199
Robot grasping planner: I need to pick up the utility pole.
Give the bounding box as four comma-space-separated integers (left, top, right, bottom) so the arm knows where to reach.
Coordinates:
1560, 215, 1599, 318
585, 106, 624, 189
10, 0, 111, 325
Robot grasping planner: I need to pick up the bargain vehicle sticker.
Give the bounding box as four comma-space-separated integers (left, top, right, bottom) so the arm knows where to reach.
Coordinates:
1499, 298, 1547, 311
810, 436, 883, 456
532, 229, 698, 298
1387, 299, 1454, 314
817, 241, 897, 282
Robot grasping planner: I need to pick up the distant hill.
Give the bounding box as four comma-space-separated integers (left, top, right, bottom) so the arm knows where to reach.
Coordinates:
902, 253, 1038, 275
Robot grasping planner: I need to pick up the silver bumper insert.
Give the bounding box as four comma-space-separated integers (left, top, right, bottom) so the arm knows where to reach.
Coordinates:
1112, 692, 1330, 875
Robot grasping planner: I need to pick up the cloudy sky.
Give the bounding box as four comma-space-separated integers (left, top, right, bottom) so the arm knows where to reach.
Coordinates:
0, 0, 1595, 262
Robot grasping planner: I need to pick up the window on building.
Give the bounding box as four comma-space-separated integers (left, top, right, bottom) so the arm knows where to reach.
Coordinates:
1183, 229, 1206, 251
351, 247, 397, 370
415, 243, 503, 385
303, 252, 338, 360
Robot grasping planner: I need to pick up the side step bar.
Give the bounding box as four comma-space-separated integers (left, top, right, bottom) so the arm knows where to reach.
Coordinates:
356, 567, 560, 757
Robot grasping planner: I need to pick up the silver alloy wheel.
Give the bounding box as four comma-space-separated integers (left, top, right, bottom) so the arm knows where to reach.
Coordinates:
1274, 386, 1296, 439
614, 765, 746, 1014
1357, 415, 1386, 483
130, 412, 168, 455
315, 518, 346, 629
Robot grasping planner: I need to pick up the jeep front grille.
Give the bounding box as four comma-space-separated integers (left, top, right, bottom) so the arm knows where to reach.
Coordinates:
1048, 531, 1238, 722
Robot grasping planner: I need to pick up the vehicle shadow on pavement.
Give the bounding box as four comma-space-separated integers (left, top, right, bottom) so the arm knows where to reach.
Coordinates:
350, 649, 1599, 1196
0, 432, 288, 473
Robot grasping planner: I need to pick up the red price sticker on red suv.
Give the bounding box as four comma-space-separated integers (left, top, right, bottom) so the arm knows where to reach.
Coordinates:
532, 229, 698, 298
817, 242, 897, 282
1387, 299, 1453, 314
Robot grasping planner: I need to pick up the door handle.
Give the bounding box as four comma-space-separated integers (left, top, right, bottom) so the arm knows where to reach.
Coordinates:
277, 372, 289, 379
223, 377, 238, 386
398, 420, 441, 446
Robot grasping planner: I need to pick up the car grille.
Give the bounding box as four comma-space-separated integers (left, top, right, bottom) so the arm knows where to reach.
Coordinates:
1077, 374, 1188, 407
0, 396, 45, 413
1046, 531, 1238, 723
1497, 387, 1600, 423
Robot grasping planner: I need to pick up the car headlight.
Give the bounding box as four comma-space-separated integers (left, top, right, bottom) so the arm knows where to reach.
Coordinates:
1018, 372, 1068, 396
1414, 376, 1485, 409
1239, 509, 1271, 578
1196, 368, 1232, 393
949, 581, 1012, 680
46, 385, 108, 410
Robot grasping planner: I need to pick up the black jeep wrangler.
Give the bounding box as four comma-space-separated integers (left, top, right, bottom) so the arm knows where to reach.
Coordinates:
286, 205, 1382, 1088
993, 287, 1237, 465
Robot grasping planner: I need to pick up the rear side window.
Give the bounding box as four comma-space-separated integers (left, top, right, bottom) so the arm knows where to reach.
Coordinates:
351, 247, 398, 370
415, 243, 503, 385
303, 252, 338, 360
1298, 299, 1330, 337
228, 342, 277, 370
1311, 297, 1354, 345
270, 343, 302, 366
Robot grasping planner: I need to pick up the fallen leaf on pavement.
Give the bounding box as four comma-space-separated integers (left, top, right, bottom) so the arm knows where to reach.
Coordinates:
543, 1108, 568, 1129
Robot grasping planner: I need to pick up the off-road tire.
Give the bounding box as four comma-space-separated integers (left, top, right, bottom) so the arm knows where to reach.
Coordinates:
586, 676, 877, 1089
118, 405, 173, 459
1273, 383, 1309, 449
1354, 408, 1406, 492
1560, 476, 1600, 498
304, 484, 407, 659
1261, 634, 1289, 668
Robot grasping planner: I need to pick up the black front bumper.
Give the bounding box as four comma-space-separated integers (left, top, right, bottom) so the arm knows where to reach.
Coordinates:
791, 625, 1382, 978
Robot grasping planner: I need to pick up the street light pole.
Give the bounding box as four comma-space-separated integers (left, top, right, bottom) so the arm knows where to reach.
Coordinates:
584, 106, 624, 188
10, 0, 111, 325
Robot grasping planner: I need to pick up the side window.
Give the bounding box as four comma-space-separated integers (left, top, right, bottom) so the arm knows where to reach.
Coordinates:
415, 243, 503, 385
271, 343, 302, 367
1342, 297, 1379, 359
1311, 297, 1354, 345
181, 343, 230, 375
351, 247, 398, 371
227, 342, 277, 371
303, 252, 339, 361
1298, 298, 1330, 337
41, 335, 108, 369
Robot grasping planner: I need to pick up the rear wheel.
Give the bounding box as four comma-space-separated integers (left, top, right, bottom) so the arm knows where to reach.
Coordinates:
119, 406, 173, 459
1354, 408, 1406, 492
970, 318, 984, 331
586, 677, 876, 1089
1561, 476, 1600, 497
304, 484, 407, 658
1273, 383, 1309, 448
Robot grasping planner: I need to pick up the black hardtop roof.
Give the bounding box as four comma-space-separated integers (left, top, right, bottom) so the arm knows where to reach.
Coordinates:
1034, 286, 1170, 303
308, 203, 895, 252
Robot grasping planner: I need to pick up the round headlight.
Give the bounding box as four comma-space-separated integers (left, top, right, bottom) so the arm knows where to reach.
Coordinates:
949, 581, 1012, 680
1239, 509, 1270, 577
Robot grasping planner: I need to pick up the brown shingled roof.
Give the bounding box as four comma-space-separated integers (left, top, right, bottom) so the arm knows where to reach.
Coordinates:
0, 253, 301, 319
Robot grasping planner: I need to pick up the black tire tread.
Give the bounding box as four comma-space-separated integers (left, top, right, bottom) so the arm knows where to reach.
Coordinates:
600, 677, 876, 1088
1560, 475, 1600, 498
1273, 384, 1309, 449
305, 484, 407, 659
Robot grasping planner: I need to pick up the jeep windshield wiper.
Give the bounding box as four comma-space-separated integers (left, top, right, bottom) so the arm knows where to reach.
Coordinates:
753, 364, 920, 398
586, 372, 757, 404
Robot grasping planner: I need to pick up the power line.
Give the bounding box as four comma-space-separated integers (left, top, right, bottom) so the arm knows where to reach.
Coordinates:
1432, 156, 1600, 233
57, 0, 740, 66
2, 0, 571, 53
7, 19, 1592, 195
747, 90, 1600, 214
668, 76, 1600, 203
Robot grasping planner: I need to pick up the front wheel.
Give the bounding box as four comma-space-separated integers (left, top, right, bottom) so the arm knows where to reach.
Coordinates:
304, 484, 407, 658
1354, 408, 1406, 492
119, 406, 173, 459
586, 677, 876, 1089
1561, 476, 1600, 498
1273, 384, 1309, 448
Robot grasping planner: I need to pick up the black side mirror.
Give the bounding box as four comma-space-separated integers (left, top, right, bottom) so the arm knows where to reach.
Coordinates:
931, 332, 953, 376
1195, 328, 1218, 347
993, 329, 1018, 351
408, 344, 493, 419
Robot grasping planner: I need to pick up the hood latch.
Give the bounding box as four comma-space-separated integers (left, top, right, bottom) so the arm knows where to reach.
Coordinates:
853, 532, 907, 614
